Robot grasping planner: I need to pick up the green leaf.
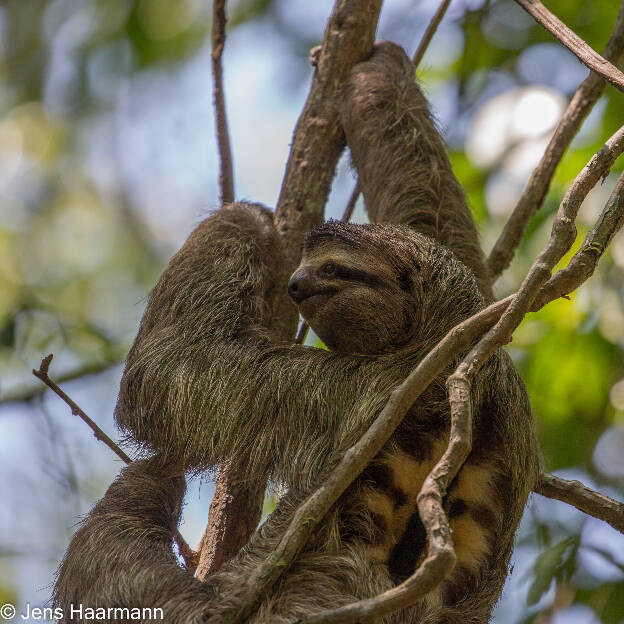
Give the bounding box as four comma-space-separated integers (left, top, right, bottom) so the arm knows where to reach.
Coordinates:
527, 535, 579, 605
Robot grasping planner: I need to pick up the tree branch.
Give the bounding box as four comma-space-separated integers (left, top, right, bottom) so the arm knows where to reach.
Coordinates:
411, 0, 452, 68
535, 473, 624, 534
274, 0, 383, 272
514, 0, 624, 93
531, 170, 624, 310
198, 0, 384, 590
488, 1, 624, 281
212, 0, 235, 204
1, 358, 121, 405
32, 354, 199, 571
195, 462, 264, 579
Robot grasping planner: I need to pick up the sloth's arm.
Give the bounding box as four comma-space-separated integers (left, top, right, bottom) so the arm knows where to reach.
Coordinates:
53, 458, 214, 622
340, 41, 493, 300
114, 203, 406, 483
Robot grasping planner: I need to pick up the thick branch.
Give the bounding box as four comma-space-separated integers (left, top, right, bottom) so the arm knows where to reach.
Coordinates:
274, 0, 382, 270
535, 473, 624, 534
32, 354, 198, 571
514, 0, 624, 93
212, 0, 235, 204
195, 463, 264, 579
488, 1, 624, 280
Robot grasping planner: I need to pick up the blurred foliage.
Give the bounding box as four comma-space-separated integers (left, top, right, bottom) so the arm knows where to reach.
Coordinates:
1, 1, 624, 622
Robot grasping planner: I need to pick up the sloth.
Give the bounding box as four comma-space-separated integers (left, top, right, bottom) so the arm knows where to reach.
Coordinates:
53, 43, 538, 623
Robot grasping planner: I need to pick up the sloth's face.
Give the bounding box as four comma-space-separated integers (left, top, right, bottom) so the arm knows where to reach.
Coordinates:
288, 242, 418, 355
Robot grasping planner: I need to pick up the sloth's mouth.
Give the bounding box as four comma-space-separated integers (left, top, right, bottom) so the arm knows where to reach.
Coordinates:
298, 290, 336, 318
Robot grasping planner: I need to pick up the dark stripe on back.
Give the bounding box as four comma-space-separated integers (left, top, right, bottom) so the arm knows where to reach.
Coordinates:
470, 503, 498, 530
448, 497, 467, 519
362, 463, 408, 509
397, 268, 413, 292
388, 509, 426, 584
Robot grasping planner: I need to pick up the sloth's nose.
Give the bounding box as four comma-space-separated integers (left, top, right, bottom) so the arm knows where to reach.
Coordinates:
288, 269, 316, 303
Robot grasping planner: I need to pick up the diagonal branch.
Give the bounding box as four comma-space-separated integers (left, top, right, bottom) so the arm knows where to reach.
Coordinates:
514, 0, 624, 93
32, 354, 199, 571
411, 0, 452, 68
488, 1, 624, 281
466, 124, 624, 382
535, 473, 624, 534
33, 354, 132, 464
212, 0, 235, 204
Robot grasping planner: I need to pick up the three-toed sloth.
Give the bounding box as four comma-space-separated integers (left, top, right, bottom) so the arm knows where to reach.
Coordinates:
54, 42, 538, 623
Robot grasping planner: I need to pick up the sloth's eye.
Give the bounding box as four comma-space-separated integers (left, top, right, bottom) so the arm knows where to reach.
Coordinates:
321, 262, 336, 277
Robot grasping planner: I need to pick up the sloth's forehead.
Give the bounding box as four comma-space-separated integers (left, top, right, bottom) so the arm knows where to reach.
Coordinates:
300, 241, 390, 274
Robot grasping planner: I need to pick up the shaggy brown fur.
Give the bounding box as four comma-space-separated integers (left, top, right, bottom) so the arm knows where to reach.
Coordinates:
53, 43, 538, 623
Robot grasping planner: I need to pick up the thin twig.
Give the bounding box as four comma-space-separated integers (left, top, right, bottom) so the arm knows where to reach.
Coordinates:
32, 354, 199, 572
535, 473, 624, 534
412, 0, 452, 67
2, 358, 121, 404
33, 355, 131, 464
532, 170, 624, 310
465, 124, 624, 381
488, 1, 624, 281
514, 0, 624, 93
212, 0, 235, 204
339, 180, 362, 224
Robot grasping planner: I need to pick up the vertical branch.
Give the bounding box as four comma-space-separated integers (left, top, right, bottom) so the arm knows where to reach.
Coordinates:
212, 0, 235, 204
196, 463, 265, 578
487, 2, 624, 281
274, 0, 383, 270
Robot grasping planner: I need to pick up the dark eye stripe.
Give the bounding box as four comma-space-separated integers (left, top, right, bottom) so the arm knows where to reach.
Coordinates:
334, 265, 383, 286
